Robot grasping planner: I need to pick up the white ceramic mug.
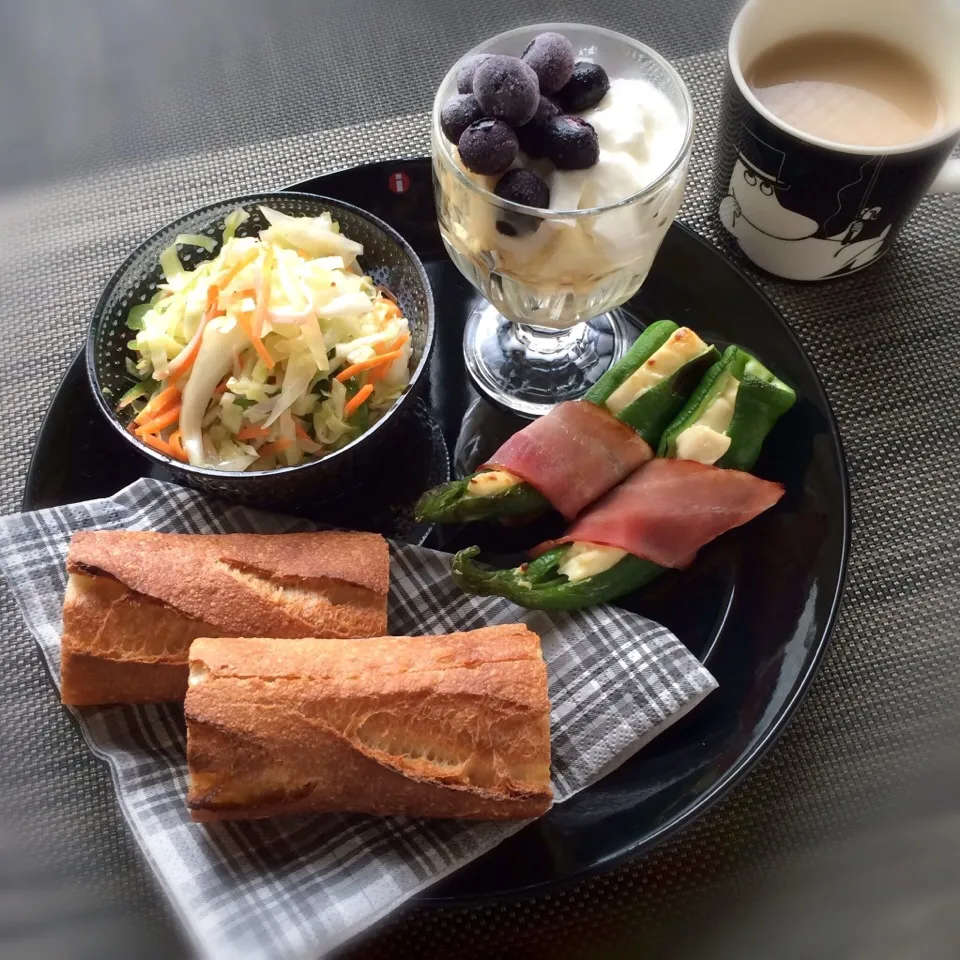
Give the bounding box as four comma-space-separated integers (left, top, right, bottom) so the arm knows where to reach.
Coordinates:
716, 0, 960, 281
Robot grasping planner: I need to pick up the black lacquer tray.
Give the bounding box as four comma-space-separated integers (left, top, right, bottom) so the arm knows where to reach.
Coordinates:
23, 158, 849, 904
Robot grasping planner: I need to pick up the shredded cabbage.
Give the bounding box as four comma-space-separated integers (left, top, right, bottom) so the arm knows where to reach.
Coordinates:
175, 233, 217, 253
222, 208, 250, 244
159, 244, 183, 284
123, 207, 411, 471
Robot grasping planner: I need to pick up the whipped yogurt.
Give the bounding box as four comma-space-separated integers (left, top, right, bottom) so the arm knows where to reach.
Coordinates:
434, 68, 691, 328
548, 77, 686, 212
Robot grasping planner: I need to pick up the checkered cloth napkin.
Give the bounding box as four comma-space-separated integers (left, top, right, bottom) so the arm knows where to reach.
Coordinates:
0, 478, 716, 960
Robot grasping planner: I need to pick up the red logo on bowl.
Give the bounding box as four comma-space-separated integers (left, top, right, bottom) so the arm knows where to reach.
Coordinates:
388, 171, 411, 194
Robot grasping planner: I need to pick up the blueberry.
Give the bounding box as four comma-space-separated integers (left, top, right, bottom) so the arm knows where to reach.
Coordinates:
556, 61, 611, 112
473, 55, 540, 128
458, 119, 518, 176
544, 115, 600, 170
440, 94, 484, 144
456, 54, 491, 94
494, 170, 550, 237
521, 32, 576, 94
495, 168, 550, 207
516, 96, 559, 159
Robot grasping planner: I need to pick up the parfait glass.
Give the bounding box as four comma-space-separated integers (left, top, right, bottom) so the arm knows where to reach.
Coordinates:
432, 23, 694, 418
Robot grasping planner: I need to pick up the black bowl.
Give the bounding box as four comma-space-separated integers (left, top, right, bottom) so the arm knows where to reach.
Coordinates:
86, 192, 435, 512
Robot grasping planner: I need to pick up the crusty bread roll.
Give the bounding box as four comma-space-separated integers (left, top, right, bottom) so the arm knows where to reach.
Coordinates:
185, 625, 553, 822
60, 530, 389, 706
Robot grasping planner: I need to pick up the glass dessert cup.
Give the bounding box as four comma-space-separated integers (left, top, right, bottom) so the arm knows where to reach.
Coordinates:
432, 22, 695, 419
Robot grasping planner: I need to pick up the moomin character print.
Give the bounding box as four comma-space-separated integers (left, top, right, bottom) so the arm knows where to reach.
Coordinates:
719, 126, 891, 280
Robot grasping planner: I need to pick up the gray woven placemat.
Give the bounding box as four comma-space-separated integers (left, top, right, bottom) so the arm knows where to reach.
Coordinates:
1, 4, 959, 957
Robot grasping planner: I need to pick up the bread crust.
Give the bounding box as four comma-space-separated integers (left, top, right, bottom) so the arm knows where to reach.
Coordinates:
60, 531, 389, 706
185, 626, 553, 821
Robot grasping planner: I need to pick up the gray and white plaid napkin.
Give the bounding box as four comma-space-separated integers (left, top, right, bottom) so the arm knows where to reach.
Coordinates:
0, 478, 716, 960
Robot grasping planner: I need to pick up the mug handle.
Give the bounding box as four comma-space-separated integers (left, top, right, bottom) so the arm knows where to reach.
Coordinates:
929, 157, 960, 193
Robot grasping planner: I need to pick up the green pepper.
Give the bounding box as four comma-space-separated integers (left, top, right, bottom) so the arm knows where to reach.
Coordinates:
415, 477, 550, 524
452, 546, 662, 611
416, 320, 709, 525
658, 346, 796, 472
586, 320, 719, 446
614, 346, 719, 445
452, 348, 796, 612
583, 319, 678, 406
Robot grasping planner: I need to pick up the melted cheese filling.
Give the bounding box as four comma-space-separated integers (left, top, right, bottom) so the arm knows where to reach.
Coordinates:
605, 328, 710, 416
467, 469, 522, 497
674, 371, 740, 465
557, 542, 628, 582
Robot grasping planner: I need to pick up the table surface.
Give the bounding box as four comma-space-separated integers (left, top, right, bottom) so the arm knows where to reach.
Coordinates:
2, 2, 959, 958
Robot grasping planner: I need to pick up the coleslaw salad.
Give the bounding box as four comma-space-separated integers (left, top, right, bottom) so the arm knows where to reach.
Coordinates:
118, 206, 412, 472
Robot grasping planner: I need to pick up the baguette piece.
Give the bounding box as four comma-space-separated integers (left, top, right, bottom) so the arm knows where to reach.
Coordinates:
185, 626, 553, 821
61, 530, 389, 706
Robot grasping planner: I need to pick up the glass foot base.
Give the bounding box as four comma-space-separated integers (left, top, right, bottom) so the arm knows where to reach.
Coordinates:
463, 302, 631, 419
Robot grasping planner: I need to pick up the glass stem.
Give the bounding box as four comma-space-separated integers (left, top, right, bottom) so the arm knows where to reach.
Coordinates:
512, 323, 587, 358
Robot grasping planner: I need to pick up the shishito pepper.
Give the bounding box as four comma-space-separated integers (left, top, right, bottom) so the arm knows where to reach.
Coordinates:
452, 349, 796, 611
658, 346, 796, 471
584, 324, 719, 446
416, 321, 716, 524
415, 476, 550, 524
452, 545, 663, 611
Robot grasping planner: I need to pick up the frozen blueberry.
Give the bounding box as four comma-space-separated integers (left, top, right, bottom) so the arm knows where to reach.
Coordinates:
516, 96, 559, 159
495, 168, 550, 207
458, 119, 518, 176
556, 61, 611, 112
473, 55, 540, 128
456, 54, 491, 94
440, 94, 485, 144
494, 169, 550, 237
544, 115, 600, 170
521, 32, 576, 94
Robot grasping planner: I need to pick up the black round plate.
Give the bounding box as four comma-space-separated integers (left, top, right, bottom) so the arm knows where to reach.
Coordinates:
23, 158, 849, 904
24, 361, 449, 545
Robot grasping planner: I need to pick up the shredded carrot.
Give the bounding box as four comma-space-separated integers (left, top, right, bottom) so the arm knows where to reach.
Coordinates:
167, 430, 188, 462
294, 422, 311, 441
250, 248, 275, 370
335, 348, 403, 383
369, 333, 410, 381
165, 328, 204, 381
135, 403, 181, 436
257, 437, 293, 458
235, 307, 274, 369
213, 382, 228, 396
377, 284, 399, 305
140, 432, 183, 461
344, 383, 374, 418
166, 285, 220, 383
133, 386, 180, 426
379, 331, 409, 354
217, 248, 258, 289
380, 299, 402, 321
236, 424, 270, 440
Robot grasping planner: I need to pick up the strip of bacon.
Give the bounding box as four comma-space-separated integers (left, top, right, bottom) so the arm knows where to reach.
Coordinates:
483, 400, 654, 520
533, 458, 785, 568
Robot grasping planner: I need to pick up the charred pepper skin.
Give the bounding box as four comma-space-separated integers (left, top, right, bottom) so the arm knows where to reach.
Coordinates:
415, 477, 549, 524
451, 545, 662, 611
452, 347, 797, 612
417, 320, 711, 524
583, 319, 678, 406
